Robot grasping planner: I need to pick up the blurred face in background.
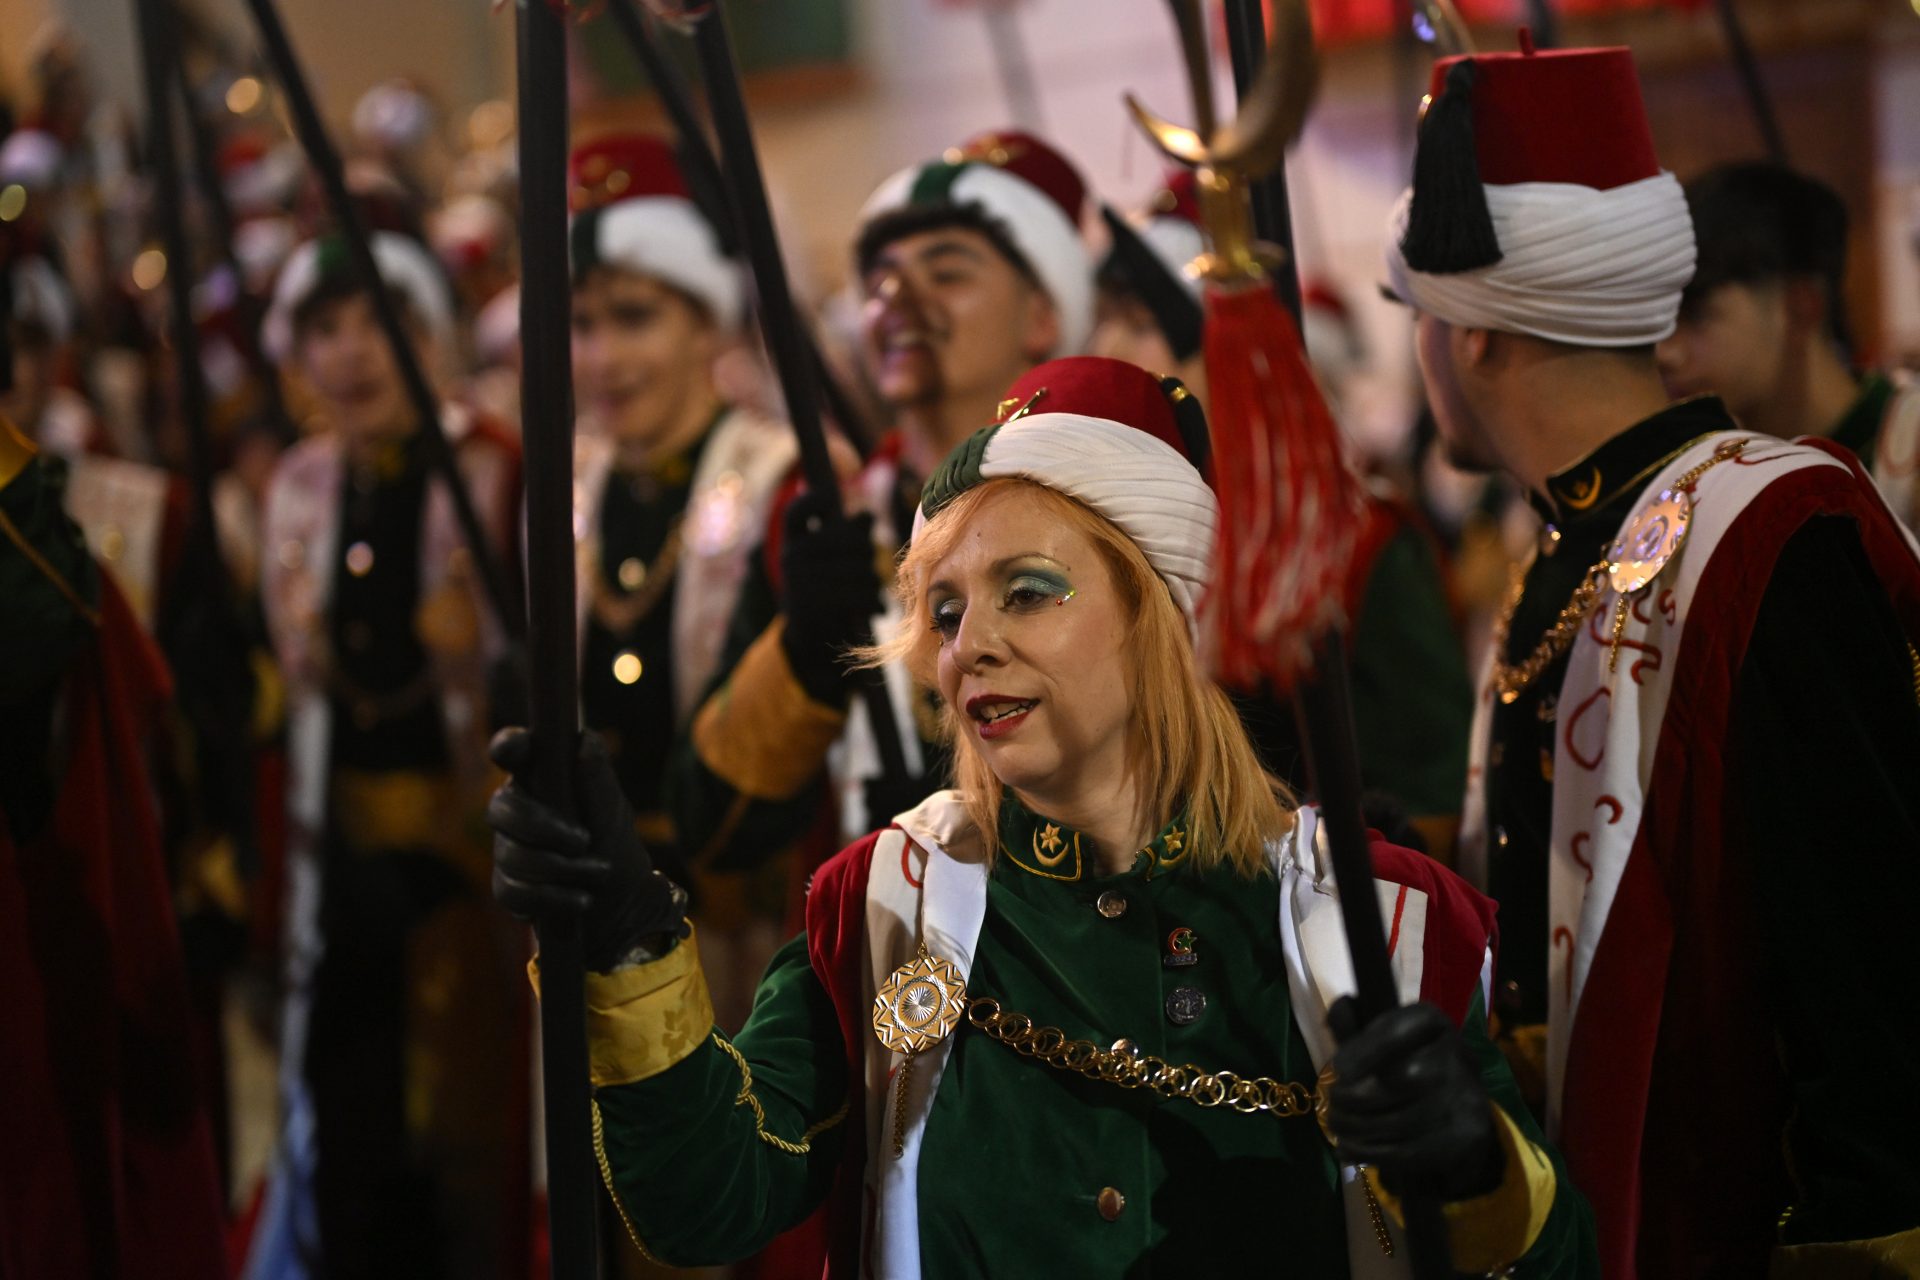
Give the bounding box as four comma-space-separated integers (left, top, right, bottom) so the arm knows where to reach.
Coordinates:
1656, 280, 1794, 420
293, 291, 421, 451
1090, 289, 1207, 409
570, 267, 720, 452
858, 226, 1059, 416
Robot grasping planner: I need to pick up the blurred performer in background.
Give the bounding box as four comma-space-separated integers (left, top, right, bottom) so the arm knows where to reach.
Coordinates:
250, 230, 526, 1280
674, 129, 1094, 891
1659, 161, 1920, 531
567, 133, 798, 1026
1, 299, 226, 1280
1096, 171, 1473, 856
1389, 41, 1920, 1275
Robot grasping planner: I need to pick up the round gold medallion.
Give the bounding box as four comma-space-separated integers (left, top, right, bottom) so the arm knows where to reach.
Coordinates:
872, 949, 966, 1056
1607, 486, 1691, 595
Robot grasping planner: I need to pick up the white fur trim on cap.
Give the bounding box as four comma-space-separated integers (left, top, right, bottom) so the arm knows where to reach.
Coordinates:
1383, 172, 1695, 347
1133, 216, 1206, 302
862, 163, 1094, 356
583, 196, 744, 332
9, 257, 75, 344
912, 412, 1217, 644
263, 231, 456, 364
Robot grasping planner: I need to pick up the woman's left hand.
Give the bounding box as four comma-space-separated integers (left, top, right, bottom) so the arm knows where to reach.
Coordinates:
1323, 999, 1503, 1201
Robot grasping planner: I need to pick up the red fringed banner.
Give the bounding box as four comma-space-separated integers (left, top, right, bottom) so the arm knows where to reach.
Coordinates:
1201, 281, 1370, 693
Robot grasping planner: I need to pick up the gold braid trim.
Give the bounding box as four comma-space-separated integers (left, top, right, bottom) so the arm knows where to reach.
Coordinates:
713, 1033, 851, 1155
587, 1031, 852, 1266
591, 1098, 667, 1265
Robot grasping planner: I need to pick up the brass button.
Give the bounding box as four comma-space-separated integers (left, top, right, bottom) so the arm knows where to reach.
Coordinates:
1095, 890, 1127, 919
618, 557, 646, 590
1096, 1186, 1125, 1221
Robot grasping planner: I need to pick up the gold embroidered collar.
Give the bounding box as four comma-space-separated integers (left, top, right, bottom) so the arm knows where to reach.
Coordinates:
997, 793, 1192, 883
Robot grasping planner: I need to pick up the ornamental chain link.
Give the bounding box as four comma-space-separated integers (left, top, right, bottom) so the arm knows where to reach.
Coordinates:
965, 998, 1321, 1119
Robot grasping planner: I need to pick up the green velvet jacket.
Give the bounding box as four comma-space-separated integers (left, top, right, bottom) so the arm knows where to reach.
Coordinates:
586, 798, 1597, 1276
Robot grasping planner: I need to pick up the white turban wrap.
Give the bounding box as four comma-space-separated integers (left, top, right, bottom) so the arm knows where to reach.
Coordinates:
1384, 172, 1696, 347
912, 413, 1217, 644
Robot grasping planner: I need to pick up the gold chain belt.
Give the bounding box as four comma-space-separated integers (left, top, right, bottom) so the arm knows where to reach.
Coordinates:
965, 996, 1325, 1119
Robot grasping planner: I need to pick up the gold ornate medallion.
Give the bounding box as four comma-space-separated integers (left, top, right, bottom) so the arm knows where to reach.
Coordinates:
1606, 486, 1691, 595
872, 945, 967, 1056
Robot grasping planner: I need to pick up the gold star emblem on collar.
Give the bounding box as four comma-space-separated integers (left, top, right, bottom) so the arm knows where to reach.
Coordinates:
1038, 824, 1064, 855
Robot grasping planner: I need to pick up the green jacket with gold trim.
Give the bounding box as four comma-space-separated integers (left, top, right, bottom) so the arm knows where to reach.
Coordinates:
581, 793, 1596, 1277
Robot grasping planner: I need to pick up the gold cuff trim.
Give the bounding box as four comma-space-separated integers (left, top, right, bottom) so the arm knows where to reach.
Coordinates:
713, 1033, 851, 1155
584, 929, 716, 1087
693, 620, 847, 801
1770, 1226, 1920, 1279
1365, 1105, 1556, 1274
0, 413, 37, 491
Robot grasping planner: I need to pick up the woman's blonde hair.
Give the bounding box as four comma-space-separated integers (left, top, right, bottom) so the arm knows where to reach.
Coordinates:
867, 478, 1292, 878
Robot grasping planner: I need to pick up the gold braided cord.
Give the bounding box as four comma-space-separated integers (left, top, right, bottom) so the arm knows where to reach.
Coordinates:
591, 1098, 668, 1265
713, 1033, 852, 1155
590, 1035, 851, 1265
1491, 438, 1751, 706
1487, 559, 1611, 706
965, 998, 1321, 1119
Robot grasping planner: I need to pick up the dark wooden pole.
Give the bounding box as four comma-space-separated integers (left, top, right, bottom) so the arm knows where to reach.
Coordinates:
135, 0, 219, 538
683, 2, 912, 788
602, 0, 873, 455
1222, 0, 1300, 321
1715, 0, 1789, 164
165, 20, 290, 432
1219, 2, 1447, 1272
514, 1, 598, 1276
239, 0, 523, 641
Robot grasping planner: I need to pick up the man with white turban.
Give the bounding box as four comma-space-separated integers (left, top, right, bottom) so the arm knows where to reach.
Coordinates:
1388, 37, 1920, 1278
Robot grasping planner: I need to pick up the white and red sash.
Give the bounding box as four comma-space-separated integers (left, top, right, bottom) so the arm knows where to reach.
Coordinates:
573, 407, 797, 725
804, 794, 1498, 1280
1460, 431, 1920, 1277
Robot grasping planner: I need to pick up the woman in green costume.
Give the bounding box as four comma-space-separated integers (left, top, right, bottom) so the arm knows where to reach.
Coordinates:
489, 356, 1596, 1277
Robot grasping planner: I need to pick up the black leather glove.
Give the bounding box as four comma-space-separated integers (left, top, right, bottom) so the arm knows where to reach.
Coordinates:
487, 727, 688, 972
1323, 998, 1504, 1202
778, 487, 880, 706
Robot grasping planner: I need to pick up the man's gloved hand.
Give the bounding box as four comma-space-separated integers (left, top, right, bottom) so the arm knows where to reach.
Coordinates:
778, 487, 880, 706
1323, 998, 1504, 1202
487, 727, 688, 972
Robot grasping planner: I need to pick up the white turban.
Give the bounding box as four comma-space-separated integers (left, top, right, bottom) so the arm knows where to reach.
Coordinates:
911, 413, 1217, 644
1384, 172, 1696, 347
